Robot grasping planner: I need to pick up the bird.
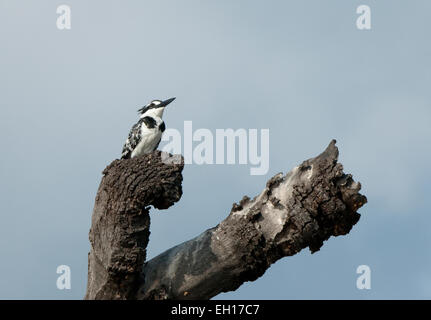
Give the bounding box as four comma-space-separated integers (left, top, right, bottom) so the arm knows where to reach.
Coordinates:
121, 97, 176, 159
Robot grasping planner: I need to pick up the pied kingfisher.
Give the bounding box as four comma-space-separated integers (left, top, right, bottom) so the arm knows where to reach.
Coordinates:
121, 97, 176, 159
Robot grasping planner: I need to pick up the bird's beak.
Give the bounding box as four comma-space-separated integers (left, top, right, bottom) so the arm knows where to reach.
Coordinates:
160, 97, 176, 107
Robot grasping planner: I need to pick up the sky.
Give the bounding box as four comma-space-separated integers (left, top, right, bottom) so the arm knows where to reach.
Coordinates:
0, 0, 430, 299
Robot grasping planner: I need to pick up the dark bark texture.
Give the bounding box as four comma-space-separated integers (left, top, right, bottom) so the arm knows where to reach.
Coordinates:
85, 141, 367, 300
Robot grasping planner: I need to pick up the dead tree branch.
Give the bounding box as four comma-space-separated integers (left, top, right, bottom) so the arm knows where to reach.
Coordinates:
85, 140, 367, 300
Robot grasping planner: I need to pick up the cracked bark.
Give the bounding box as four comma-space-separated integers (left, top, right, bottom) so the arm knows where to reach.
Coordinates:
85, 140, 367, 300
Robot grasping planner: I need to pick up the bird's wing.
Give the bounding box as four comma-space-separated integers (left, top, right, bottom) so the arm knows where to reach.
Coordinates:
121, 119, 143, 159
152, 120, 165, 151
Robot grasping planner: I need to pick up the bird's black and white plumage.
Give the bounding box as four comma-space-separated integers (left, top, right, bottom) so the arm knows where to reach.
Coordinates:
121, 97, 175, 159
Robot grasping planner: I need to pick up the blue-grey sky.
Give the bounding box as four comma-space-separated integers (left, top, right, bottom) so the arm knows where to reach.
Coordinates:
0, 0, 430, 299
